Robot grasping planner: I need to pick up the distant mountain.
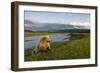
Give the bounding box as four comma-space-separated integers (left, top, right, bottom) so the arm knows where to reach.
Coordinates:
54, 29, 90, 33
24, 19, 40, 24
25, 29, 33, 32
24, 20, 90, 32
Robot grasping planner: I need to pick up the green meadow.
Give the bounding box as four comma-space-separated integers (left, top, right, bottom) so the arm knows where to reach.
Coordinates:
24, 32, 90, 61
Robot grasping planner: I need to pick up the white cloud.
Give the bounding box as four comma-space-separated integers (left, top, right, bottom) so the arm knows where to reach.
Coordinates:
70, 22, 90, 26
24, 24, 32, 27
70, 22, 90, 29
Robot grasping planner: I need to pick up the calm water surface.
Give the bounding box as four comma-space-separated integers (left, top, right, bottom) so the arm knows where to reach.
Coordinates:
24, 34, 70, 50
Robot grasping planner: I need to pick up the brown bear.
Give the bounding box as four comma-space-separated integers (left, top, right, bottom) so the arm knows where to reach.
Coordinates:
33, 35, 51, 54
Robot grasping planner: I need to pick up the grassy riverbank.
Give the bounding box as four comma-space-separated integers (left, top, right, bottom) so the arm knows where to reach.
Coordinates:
24, 33, 90, 61
24, 32, 69, 37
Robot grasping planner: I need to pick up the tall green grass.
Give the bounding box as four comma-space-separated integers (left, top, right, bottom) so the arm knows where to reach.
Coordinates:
24, 33, 90, 61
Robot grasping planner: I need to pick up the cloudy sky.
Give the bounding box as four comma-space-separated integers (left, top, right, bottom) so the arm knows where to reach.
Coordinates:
24, 11, 90, 26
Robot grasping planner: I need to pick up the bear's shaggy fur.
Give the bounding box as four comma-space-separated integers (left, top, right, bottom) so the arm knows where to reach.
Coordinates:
33, 35, 51, 54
